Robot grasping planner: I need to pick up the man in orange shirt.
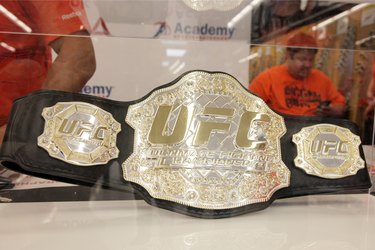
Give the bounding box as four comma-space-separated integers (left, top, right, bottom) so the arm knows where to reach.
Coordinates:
249, 32, 345, 117
0, 0, 96, 144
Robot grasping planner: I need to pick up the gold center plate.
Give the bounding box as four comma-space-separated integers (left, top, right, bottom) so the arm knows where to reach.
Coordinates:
124, 71, 290, 209
293, 124, 365, 179
38, 102, 121, 166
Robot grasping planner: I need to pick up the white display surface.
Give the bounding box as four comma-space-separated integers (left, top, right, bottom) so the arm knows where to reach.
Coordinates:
0, 194, 374, 250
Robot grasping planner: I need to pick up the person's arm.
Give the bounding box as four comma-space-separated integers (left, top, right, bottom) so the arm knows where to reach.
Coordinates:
367, 78, 374, 100
0, 125, 6, 146
315, 74, 346, 118
365, 99, 375, 119
1, 30, 96, 146
41, 30, 96, 92
365, 78, 375, 119
315, 103, 346, 118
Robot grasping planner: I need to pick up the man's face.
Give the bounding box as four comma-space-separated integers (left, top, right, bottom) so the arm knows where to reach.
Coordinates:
286, 50, 316, 80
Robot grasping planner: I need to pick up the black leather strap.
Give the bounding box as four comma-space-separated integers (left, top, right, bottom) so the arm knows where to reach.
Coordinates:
0, 71, 371, 218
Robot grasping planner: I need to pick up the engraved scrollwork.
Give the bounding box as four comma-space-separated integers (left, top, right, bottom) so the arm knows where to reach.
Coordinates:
200, 185, 228, 204
159, 170, 185, 197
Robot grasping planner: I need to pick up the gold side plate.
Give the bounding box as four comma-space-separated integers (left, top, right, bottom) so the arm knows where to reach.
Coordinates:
293, 124, 365, 179
124, 71, 290, 209
38, 102, 121, 166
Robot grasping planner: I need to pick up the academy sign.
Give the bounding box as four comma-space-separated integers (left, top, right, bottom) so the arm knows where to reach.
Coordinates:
154, 22, 236, 40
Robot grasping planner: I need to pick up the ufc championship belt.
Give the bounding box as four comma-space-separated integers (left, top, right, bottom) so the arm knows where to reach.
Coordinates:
0, 71, 371, 218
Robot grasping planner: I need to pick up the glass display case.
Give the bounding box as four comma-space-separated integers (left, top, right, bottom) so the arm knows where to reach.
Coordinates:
0, 0, 374, 249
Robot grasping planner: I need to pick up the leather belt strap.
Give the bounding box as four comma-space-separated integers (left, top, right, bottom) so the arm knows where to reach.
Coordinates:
0, 71, 371, 218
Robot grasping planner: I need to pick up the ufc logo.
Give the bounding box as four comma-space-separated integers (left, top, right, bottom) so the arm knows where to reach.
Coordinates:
311, 140, 348, 155
58, 119, 106, 140
148, 105, 270, 149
